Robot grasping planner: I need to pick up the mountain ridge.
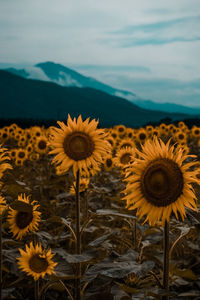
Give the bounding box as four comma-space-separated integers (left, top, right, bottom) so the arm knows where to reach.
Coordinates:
0, 69, 192, 128
3, 61, 200, 115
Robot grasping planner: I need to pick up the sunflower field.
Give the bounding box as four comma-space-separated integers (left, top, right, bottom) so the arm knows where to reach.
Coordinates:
0, 116, 200, 300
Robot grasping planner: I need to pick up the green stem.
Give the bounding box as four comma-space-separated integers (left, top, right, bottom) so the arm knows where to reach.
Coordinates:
0, 215, 2, 300
75, 170, 81, 300
162, 220, 170, 300
133, 219, 137, 249
35, 279, 39, 300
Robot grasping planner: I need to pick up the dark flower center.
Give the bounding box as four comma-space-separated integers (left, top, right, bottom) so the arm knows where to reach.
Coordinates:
141, 158, 183, 207
63, 131, 95, 161
178, 134, 184, 140
120, 153, 132, 165
18, 151, 25, 158
38, 140, 47, 150
29, 254, 49, 273
106, 158, 113, 168
15, 211, 33, 229
139, 133, 146, 140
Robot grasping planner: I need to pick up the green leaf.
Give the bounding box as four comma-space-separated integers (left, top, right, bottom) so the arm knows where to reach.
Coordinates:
170, 264, 197, 280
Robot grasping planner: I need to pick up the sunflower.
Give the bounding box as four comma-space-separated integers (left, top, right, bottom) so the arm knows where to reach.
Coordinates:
7, 194, 41, 240
9, 149, 17, 160
17, 242, 57, 281
69, 177, 90, 195
191, 126, 200, 138
123, 137, 200, 226
174, 130, 187, 144
0, 145, 12, 181
135, 129, 148, 144
35, 136, 48, 154
49, 114, 111, 176
0, 195, 7, 215
104, 155, 114, 171
117, 138, 135, 150
16, 149, 28, 162
126, 128, 136, 139
114, 147, 135, 169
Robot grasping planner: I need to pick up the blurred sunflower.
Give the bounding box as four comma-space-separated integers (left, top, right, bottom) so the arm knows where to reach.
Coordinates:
9, 149, 17, 160
0, 145, 12, 181
123, 137, 200, 226
17, 242, 57, 281
191, 126, 200, 138
135, 129, 148, 144
104, 155, 114, 171
114, 147, 135, 169
126, 128, 136, 139
49, 114, 111, 176
69, 177, 90, 195
174, 130, 187, 144
35, 136, 48, 154
118, 138, 135, 150
7, 194, 41, 240
16, 148, 28, 162
0, 195, 7, 215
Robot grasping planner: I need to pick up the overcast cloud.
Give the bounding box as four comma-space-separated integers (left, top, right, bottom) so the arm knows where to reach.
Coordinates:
0, 0, 200, 105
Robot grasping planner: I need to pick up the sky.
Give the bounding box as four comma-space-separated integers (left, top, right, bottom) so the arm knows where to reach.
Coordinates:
0, 0, 200, 106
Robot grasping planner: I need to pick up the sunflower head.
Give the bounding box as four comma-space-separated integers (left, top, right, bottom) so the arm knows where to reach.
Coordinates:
49, 114, 111, 176
114, 147, 135, 169
17, 242, 57, 281
104, 155, 114, 171
0, 195, 7, 215
7, 194, 41, 240
0, 145, 12, 181
69, 177, 90, 195
123, 137, 200, 226
35, 136, 48, 154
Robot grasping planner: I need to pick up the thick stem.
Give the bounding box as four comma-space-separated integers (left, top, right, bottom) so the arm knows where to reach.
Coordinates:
133, 219, 137, 249
0, 215, 2, 300
35, 279, 39, 300
75, 170, 81, 300
85, 191, 88, 220
162, 220, 170, 300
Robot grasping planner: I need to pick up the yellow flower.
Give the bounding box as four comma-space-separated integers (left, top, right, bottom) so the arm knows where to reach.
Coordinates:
0, 195, 6, 215
0, 145, 12, 181
49, 114, 111, 176
69, 177, 90, 195
123, 137, 200, 226
35, 136, 48, 154
114, 147, 135, 169
104, 155, 114, 171
17, 242, 57, 281
7, 194, 41, 240
117, 138, 135, 150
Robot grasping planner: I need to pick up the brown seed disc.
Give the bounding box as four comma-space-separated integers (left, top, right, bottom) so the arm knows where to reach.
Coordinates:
141, 158, 183, 207
106, 158, 113, 168
15, 211, 33, 229
120, 153, 132, 165
29, 254, 49, 273
178, 134, 185, 140
63, 131, 94, 161
38, 140, 47, 150
139, 133, 146, 140
18, 151, 25, 159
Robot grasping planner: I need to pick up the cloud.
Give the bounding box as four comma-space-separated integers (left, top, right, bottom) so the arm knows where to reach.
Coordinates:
105, 15, 200, 47
98, 73, 200, 107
